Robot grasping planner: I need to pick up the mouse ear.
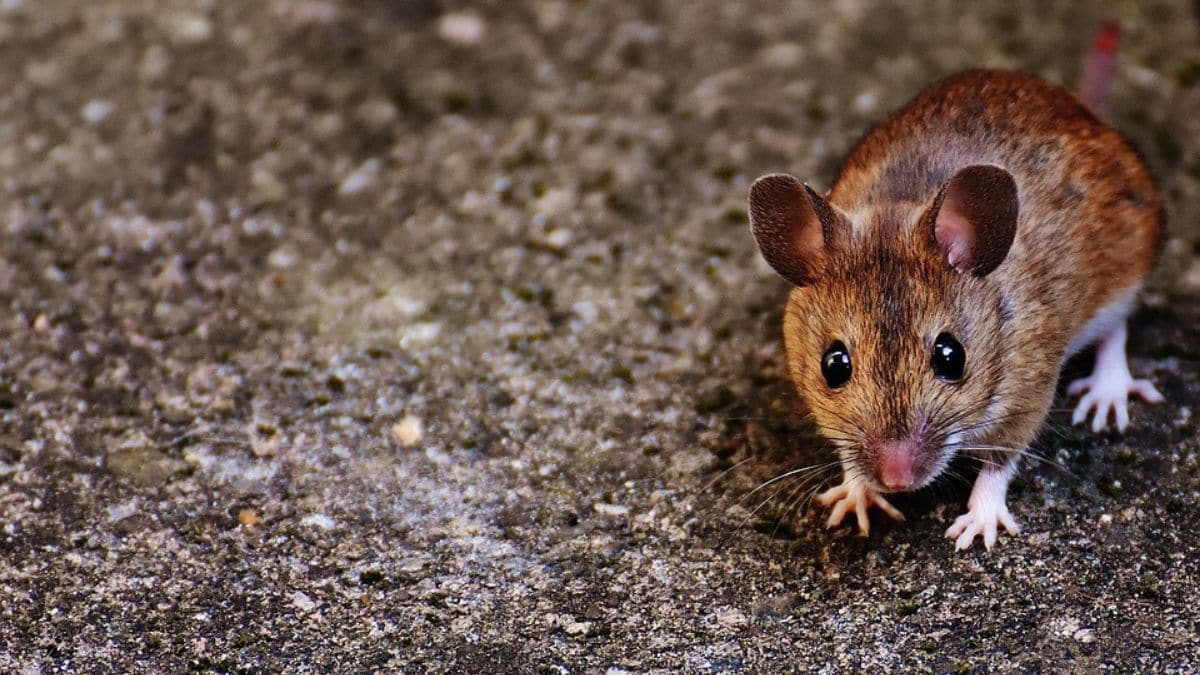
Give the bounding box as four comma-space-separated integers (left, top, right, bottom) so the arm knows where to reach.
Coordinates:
749, 174, 845, 287
929, 165, 1019, 276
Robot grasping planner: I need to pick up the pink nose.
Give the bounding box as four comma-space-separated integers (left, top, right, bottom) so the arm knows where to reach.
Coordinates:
878, 440, 918, 491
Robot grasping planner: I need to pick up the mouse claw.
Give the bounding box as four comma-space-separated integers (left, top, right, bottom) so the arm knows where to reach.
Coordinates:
945, 469, 1020, 551
816, 478, 905, 537
872, 494, 905, 522
945, 506, 1020, 551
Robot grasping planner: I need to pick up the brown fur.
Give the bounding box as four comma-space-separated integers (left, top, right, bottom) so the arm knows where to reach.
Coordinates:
768, 70, 1161, 490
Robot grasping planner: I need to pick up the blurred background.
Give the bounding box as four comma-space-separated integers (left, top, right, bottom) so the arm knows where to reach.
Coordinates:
0, 1, 1197, 671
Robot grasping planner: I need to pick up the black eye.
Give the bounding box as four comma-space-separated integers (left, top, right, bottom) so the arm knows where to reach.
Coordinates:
821, 341, 852, 388
932, 332, 965, 381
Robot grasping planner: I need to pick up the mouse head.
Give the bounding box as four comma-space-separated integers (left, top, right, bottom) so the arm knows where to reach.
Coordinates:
749, 165, 1018, 493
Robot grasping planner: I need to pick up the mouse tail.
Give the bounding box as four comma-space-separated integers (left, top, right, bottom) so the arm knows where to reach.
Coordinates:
1079, 20, 1121, 120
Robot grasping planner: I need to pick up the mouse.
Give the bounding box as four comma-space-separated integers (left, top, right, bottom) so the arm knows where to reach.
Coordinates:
746, 63, 1164, 550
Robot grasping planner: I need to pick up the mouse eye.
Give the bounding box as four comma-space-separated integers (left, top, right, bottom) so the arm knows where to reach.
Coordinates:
821, 341, 852, 388
931, 332, 965, 381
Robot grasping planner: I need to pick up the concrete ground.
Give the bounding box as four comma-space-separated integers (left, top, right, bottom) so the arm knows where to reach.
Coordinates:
0, 1, 1198, 672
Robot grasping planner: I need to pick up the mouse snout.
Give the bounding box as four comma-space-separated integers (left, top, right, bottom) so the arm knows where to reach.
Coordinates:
877, 440, 919, 491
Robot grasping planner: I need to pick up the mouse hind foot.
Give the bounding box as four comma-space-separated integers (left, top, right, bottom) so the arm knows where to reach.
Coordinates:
1068, 321, 1163, 433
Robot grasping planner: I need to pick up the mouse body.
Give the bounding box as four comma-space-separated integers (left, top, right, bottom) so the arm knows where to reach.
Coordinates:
748, 69, 1164, 550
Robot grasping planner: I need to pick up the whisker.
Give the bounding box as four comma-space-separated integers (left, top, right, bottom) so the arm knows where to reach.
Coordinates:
950, 444, 1073, 475
723, 481, 799, 547
770, 478, 814, 540
717, 458, 843, 545
938, 466, 974, 489
948, 408, 1039, 438
699, 456, 756, 494
729, 462, 841, 510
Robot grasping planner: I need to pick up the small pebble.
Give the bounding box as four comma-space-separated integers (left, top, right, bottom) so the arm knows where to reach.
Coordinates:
106, 500, 139, 524
534, 188, 576, 219
267, 247, 298, 269
593, 502, 629, 517
357, 98, 398, 130
565, 621, 592, 636
400, 322, 441, 347
545, 227, 572, 248
1184, 260, 1200, 289
437, 11, 485, 46
139, 45, 171, 81
251, 167, 287, 203
165, 12, 213, 44
714, 606, 749, 629
393, 416, 423, 447
290, 591, 316, 612
338, 159, 381, 196
301, 514, 335, 530
852, 90, 880, 114
81, 100, 115, 124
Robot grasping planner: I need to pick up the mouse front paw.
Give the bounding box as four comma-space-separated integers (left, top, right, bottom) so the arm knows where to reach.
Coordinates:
945, 499, 1020, 551
816, 477, 904, 537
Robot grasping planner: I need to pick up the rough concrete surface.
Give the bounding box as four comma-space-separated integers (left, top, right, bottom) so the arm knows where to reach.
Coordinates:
0, 1, 1198, 672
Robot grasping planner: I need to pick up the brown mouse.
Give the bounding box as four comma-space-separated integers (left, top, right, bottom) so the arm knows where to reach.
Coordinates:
747, 67, 1163, 550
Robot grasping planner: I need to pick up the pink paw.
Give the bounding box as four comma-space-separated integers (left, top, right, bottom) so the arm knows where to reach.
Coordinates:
816, 479, 904, 537
945, 501, 1020, 551
1068, 373, 1163, 433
